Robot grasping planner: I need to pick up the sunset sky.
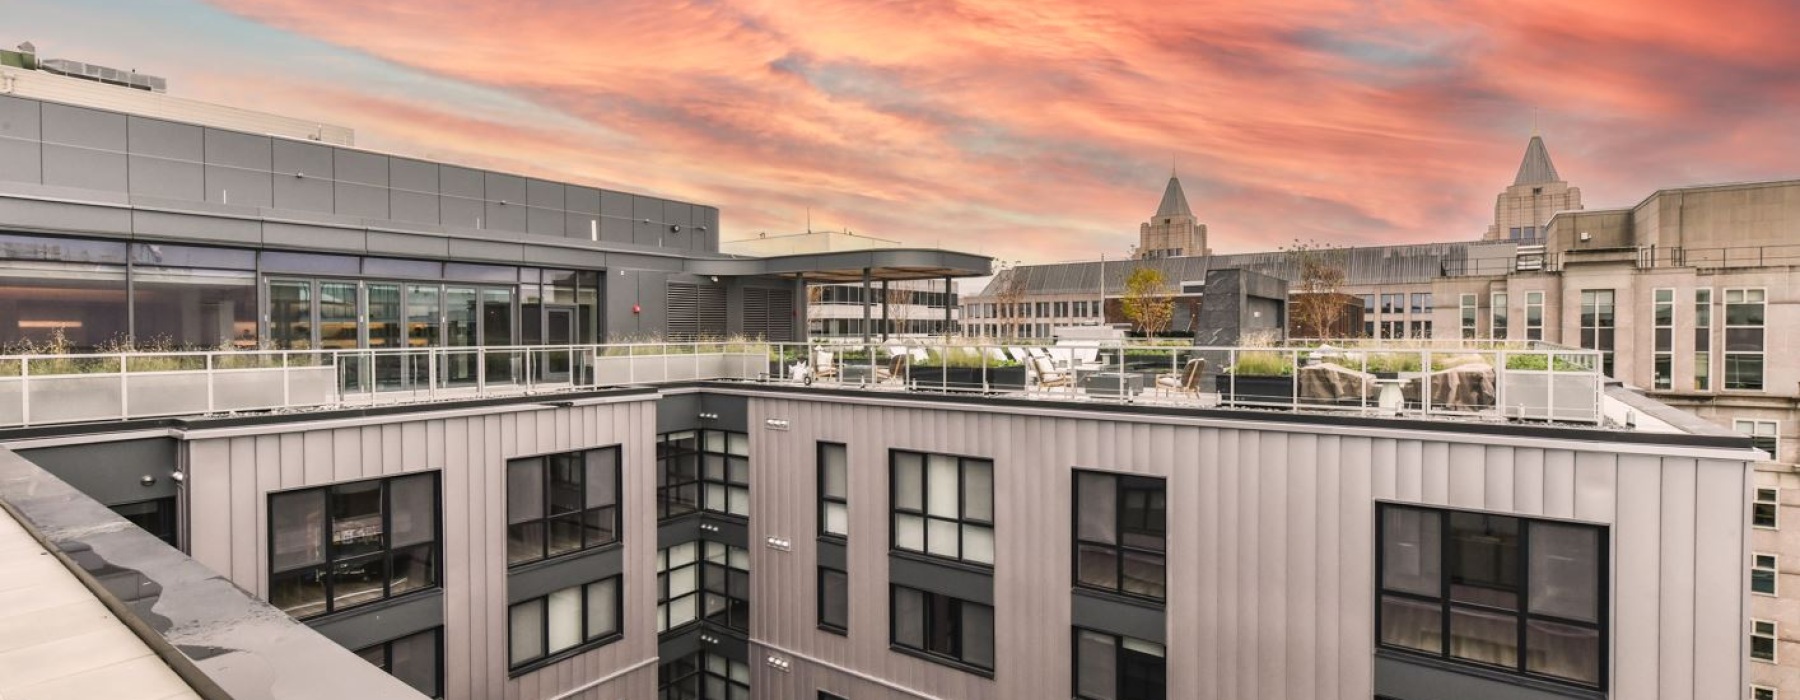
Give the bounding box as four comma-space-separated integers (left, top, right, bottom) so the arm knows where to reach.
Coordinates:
14, 0, 1800, 262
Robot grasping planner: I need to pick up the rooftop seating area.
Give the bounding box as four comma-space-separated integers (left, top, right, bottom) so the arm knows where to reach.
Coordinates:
0, 339, 1617, 429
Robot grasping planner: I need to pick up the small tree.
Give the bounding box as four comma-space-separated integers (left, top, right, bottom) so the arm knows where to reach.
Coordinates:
1285, 239, 1350, 339
1120, 265, 1175, 336
990, 264, 1030, 338
885, 284, 915, 337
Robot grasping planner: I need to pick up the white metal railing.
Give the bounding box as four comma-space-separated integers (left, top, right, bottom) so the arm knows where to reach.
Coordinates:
0, 341, 1606, 428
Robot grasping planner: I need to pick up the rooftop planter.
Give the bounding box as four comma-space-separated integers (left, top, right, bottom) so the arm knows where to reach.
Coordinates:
1216, 350, 1295, 406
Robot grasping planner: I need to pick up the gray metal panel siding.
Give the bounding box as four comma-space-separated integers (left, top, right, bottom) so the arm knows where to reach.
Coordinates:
564, 186, 601, 240
527, 179, 565, 237
127, 116, 204, 201
202, 127, 272, 207
271, 140, 335, 213
0, 96, 42, 183
599, 190, 633, 243
741, 394, 1749, 700
632, 196, 664, 246
334, 148, 390, 219
484, 172, 528, 232
440, 165, 484, 228
182, 400, 661, 700
41, 103, 126, 191
389, 158, 441, 225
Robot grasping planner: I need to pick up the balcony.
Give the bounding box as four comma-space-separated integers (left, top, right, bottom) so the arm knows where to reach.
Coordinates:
0, 339, 1617, 429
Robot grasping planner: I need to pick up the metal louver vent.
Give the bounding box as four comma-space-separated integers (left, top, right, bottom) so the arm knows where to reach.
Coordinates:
742, 287, 796, 342
667, 282, 727, 340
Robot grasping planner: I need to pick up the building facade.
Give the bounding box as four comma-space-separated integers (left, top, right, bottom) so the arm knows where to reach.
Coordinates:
1486, 135, 1584, 241
722, 231, 961, 338
1138, 172, 1208, 258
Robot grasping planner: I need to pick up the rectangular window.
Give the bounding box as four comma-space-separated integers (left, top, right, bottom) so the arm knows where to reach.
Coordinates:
819, 565, 849, 634
1754, 553, 1778, 596
701, 541, 751, 632
269, 472, 439, 619
657, 542, 700, 632
1652, 288, 1674, 390
1381, 320, 1403, 340
1491, 293, 1508, 340
1580, 290, 1616, 376
1460, 294, 1478, 340
1056, 301, 1069, 317
1695, 289, 1712, 390
1412, 293, 1433, 315
659, 651, 748, 698
1361, 294, 1376, 315
1377, 504, 1606, 689
1382, 293, 1403, 315
890, 451, 994, 566
1073, 470, 1167, 601
1525, 291, 1544, 341
1754, 685, 1777, 700
1738, 420, 1780, 462
507, 575, 621, 671
1755, 488, 1779, 529
820, 693, 850, 700
1726, 288, 1766, 390
1074, 628, 1166, 700
1753, 620, 1777, 663
890, 584, 995, 673
355, 627, 443, 699
658, 430, 749, 519
507, 447, 620, 567
1410, 320, 1431, 339
820, 442, 849, 539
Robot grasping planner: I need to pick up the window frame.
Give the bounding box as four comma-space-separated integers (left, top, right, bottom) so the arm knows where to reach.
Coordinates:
1579, 289, 1617, 377
700, 541, 752, 633
1694, 288, 1712, 390
888, 583, 996, 674
1753, 684, 1777, 700
354, 627, 444, 699
1753, 619, 1778, 663
657, 430, 750, 520
1755, 488, 1779, 530
1071, 469, 1167, 602
1737, 420, 1780, 463
506, 574, 623, 673
657, 542, 702, 633
1072, 627, 1167, 700
267, 472, 441, 620
1525, 291, 1544, 341
1459, 293, 1478, 340
1653, 288, 1674, 390
506, 446, 622, 568
1490, 292, 1508, 340
1724, 288, 1766, 391
1374, 503, 1609, 690
1754, 553, 1779, 596
818, 564, 849, 635
889, 450, 995, 567
819, 442, 849, 540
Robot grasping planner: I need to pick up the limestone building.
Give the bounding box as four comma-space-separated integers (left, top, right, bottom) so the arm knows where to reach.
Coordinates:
1486, 135, 1583, 240
1138, 172, 1207, 258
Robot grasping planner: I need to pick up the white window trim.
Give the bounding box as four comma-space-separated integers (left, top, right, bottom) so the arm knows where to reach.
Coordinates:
1753, 552, 1780, 597
1752, 684, 1778, 700
1752, 618, 1778, 664
1723, 287, 1767, 392
1738, 420, 1781, 463
1490, 292, 1508, 340
1755, 488, 1780, 530
1653, 288, 1675, 390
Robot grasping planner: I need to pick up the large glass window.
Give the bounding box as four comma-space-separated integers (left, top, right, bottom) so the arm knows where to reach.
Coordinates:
1459, 294, 1477, 340
891, 451, 994, 566
1725, 288, 1765, 390
702, 541, 751, 632
819, 564, 848, 634
1074, 470, 1166, 601
1074, 628, 1166, 700
507, 447, 621, 566
269, 280, 313, 350
355, 627, 442, 698
657, 430, 749, 520
1381, 293, 1403, 315
658, 651, 748, 700
1694, 289, 1712, 391
131, 266, 257, 349
1525, 291, 1544, 341
508, 575, 621, 671
1411, 293, 1433, 315
318, 281, 360, 350
1653, 289, 1674, 390
820, 442, 849, 539
1579, 290, 1616, 376
891, 584, 995, 673
1737, 420, 1780, 463
268, 472, 439, 619
1490, 292, 1508, 340
1377, 504, 1605, 689
657, 542, 700, 632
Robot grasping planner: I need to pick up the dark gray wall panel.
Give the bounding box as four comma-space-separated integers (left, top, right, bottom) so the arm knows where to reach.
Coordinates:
41, 104, 126, 191
127, 118, 204, 201
565, 186, 601, 240
335, 182, 388, 219
203, 129, 271, 207
16, 438, 179, 506
632, 196, 665, 247
333, 150, 389, 220
656, 394, 703, 432
0, 96, 42, 183
1374, 654, 1584, 700
520, 244, 605, 269
367, 231, 450, 259
389, 157, 438, 193
484, 172, 527, 232
1070, 590, 1166, 644
600, 190, 634, 243
0, 197, 131, 235
889, 554, 995, 605
132, 210, 261, 245
265, 222, 364, 252
270, 141, 335, 213
333, 149, 388, 186
439, 166, 483, 228
507, 546, 623, 603
307, 589, 444, 652
387, 158, 439, 224
447, 237, 522, 262
527, 179, 565, 237
126, 117, 201, 160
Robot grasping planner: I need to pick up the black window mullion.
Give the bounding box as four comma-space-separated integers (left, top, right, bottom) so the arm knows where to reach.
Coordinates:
322, 487, 336, 614
381, 481, 393, 599
1438, 506, 1451, 660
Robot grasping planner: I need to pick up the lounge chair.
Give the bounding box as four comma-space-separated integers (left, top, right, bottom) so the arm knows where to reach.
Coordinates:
811, 350, 839, 380
1032, 357, 1075, 392
875, 353, 908, 383
1156, 358, 1207, 398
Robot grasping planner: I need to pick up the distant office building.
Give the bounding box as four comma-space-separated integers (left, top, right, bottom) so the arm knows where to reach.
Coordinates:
1486, 135, 1583, 241
1138, 172, 1208, 258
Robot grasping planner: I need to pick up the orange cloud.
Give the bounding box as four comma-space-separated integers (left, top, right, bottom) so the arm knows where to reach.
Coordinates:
198, 0, 1800, 261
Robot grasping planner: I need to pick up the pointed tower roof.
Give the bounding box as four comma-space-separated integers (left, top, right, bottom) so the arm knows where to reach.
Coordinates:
1155, 173, 1193, 218
1513, 135, 1561, 186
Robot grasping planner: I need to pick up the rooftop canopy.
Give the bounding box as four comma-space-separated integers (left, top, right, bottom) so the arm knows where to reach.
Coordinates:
689, 247, 994, 283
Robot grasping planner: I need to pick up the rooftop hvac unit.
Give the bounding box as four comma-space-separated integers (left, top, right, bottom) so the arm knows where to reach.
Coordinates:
38, 58, 167, 93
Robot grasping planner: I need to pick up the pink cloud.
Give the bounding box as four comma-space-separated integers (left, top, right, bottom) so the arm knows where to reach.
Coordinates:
198, 0, 1800, 261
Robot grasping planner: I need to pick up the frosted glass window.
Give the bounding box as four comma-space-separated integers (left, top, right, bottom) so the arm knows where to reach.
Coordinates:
587, 578, 619, 638
926, 456, 959, 516
546, 587, 582, 653
509, 599, 544, 666
892, 450, 996, 566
